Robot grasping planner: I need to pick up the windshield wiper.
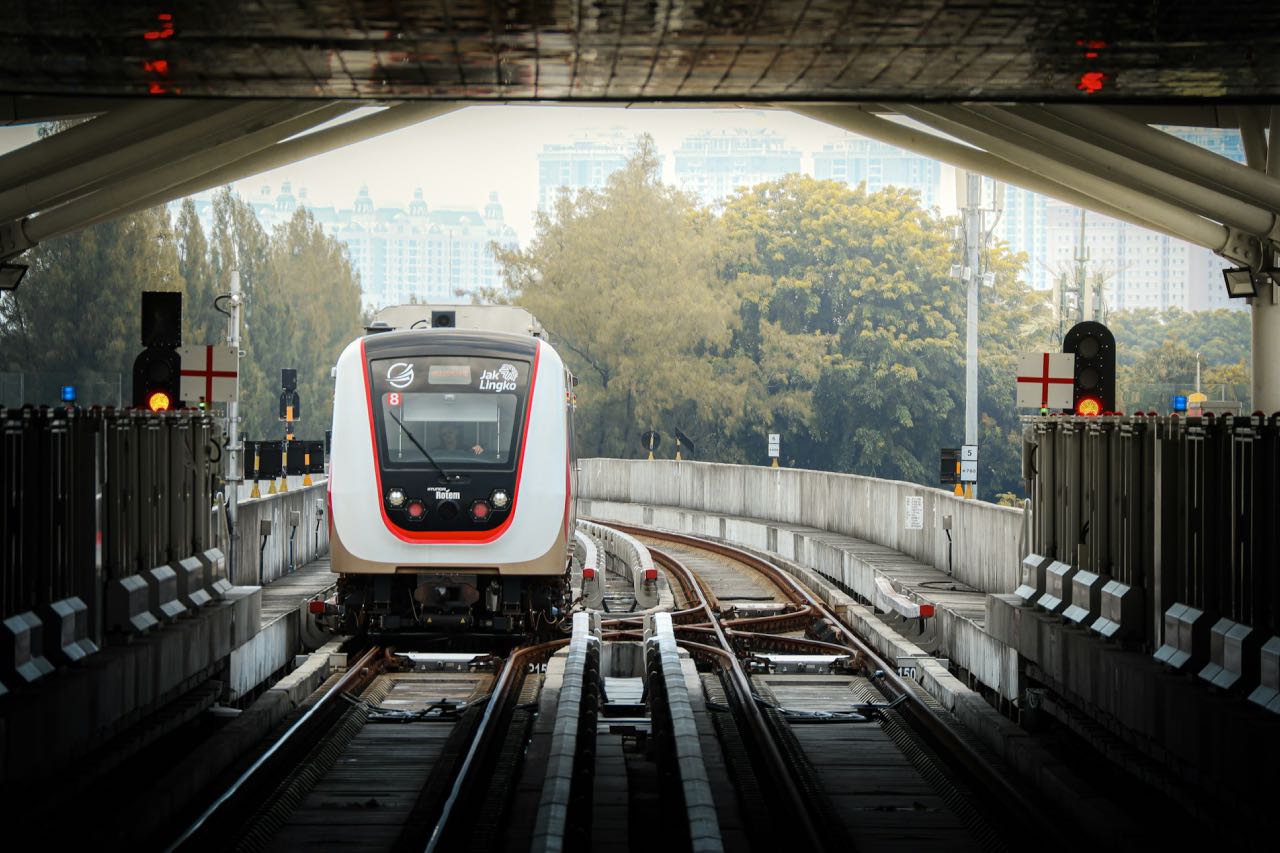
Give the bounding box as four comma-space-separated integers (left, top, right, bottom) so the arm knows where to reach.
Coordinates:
386, 409, 455, 482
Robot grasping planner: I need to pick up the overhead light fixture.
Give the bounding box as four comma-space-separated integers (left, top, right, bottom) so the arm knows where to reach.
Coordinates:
1222, 267, 1261, 299
0, 262, 28, 291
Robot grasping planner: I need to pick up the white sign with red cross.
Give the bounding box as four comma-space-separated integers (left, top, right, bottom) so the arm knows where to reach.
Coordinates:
179, 345, 238, 404
1016, 352, 1075, 410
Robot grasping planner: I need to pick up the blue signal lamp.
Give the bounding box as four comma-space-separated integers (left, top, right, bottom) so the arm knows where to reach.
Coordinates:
61, 385, 76, 403
1172, 395, 1188, 413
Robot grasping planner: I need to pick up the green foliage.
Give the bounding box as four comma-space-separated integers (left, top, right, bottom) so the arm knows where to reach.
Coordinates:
494, 135, 739, 458
0, 206, 183, 401
495, 154, 1053, 499
0, 188, 362, 445
1107, 307, 1250, 409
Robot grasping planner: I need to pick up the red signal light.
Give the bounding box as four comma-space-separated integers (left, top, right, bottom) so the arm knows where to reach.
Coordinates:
470, 501, 490, 521
308, 599, 325, 614
1075, 396, 1102, 417
148, 391, 172, 412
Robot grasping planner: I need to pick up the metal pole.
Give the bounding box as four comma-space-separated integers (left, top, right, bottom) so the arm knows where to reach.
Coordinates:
1076, 208, 1089, 323
963, 170, 980, 498
227, 270, 243, 579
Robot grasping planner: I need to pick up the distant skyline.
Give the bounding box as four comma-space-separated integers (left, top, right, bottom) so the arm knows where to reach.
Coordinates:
1, 106, 873, 245
211, 106, 871, 245
0, 106, 1247, 314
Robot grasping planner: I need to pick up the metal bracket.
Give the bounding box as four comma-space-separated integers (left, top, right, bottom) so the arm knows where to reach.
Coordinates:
0, 218, 33, 260
1220, 226, 1263, 268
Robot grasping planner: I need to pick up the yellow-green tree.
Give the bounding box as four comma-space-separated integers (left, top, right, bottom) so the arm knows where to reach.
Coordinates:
494, 135, 741, 458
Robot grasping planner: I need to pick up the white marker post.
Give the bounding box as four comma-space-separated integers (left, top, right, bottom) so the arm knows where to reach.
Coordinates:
768, 433, 781, 468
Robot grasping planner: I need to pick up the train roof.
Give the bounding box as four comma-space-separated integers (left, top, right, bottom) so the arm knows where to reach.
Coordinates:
368, 304, 543, 337
362, 328, 540, 359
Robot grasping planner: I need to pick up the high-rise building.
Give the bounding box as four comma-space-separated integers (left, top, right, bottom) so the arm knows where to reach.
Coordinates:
992, 187, 1051, 291
537, 132, 637, 210
1045, 205, 1193, 313
813, 137, 942, 209
1039, 127, 1247, 314
175, 183, 518, 310
675, 128, 802, 204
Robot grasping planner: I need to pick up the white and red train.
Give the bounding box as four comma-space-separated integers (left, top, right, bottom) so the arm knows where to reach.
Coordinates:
325, 306, 576, 634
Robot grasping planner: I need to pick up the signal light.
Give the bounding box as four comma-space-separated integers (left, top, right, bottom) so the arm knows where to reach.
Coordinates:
406, 501, 426, 519
582, 567, 597, 580
643, 567, 658, 582
470, 501, 491, 521
308, 599, 326, 614
1062, 321, 1115, 414
1075, 396, 1102, 417
148, 391, 172, 412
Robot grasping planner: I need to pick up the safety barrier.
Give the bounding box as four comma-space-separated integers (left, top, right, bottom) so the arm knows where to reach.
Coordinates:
232, 480, 329, 586
0, 406, 226, 688
531, 612, 601, 853
578, 459, 1023, 597
578, 518, 658, 607
1021, 413, 1279, 705
573, 529, 603, 610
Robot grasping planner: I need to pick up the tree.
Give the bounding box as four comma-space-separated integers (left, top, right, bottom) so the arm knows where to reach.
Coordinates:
720, 177, 968, 481
494, 135, 739, 458
241, 207, 363, 439
1107, 308, 1250, 408
175, 198, 222, 348
0, 205, 183, 405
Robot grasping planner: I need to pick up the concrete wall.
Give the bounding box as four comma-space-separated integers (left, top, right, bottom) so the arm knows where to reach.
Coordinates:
579, 459, 1024, 595
232, 479, 330, 586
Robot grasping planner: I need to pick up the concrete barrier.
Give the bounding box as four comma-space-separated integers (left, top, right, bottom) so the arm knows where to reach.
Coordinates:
579, 459, 1023, 596
232, 479, 330, 586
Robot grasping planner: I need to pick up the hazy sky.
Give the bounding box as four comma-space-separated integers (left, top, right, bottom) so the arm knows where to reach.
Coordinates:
1, 105, 887, 245
223, 105, 875, 243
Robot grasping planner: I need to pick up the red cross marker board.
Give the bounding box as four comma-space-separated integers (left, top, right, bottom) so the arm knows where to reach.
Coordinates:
1016, 352, 1074, 409
179, 345, 238, 404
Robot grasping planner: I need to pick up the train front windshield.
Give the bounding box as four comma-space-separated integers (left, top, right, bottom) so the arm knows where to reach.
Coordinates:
371, 356, 530, 468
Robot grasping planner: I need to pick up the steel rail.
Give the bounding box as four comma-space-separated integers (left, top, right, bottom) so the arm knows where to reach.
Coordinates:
620, 525, 1057, 833
424, 639, 566, 853
647, 546, 828, 852
168, 644, 385, 851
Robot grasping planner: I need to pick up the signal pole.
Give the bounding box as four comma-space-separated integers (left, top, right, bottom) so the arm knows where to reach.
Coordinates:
961, 171, 981, 498
226, 270, 243, 575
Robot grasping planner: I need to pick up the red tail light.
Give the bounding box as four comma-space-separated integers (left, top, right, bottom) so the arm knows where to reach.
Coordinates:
308, 599, 325, 614
644, 567, 658, 582
582, 567, 596, 580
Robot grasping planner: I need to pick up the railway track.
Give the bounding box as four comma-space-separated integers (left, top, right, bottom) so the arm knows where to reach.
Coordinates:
604, 522, 1065, 853
164, 521, 1066, 853
169, 641, 564, 853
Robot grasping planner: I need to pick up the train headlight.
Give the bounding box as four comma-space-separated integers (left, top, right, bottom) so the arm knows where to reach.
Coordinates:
387, 488, 406, 507
490, 489, 509, 509
470, 501, 491, 521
